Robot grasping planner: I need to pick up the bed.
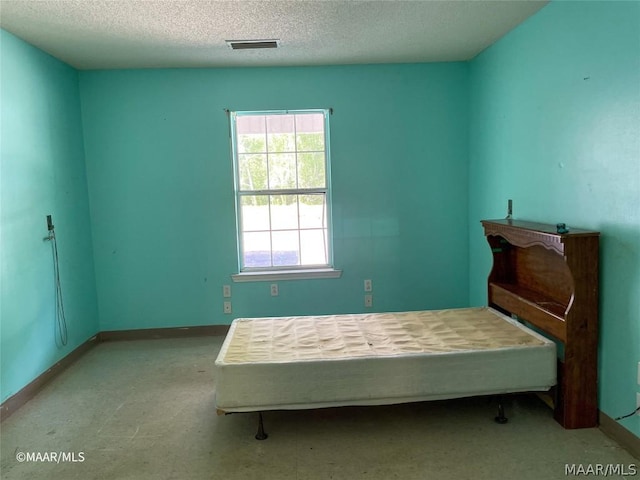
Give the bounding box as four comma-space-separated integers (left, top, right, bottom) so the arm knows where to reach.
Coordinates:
215, 307, 555, 413
215, 219, 599, 436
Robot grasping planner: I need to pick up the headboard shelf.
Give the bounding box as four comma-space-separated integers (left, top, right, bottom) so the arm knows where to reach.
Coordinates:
489, 282, 567, 342
482, 219, 599, 429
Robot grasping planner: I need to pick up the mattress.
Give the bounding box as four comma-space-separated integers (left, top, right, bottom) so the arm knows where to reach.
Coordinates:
214, 307, 556, 413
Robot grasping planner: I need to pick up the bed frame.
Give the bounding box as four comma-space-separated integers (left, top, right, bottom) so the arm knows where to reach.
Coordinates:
481, 219, 599, 429
216, 219, 599, 437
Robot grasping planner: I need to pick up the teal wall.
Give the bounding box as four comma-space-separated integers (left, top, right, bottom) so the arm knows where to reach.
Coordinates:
469, 1, 640, 437
2, 0, 638, 441
0, 30, 99, 403
79, 64, 470, 331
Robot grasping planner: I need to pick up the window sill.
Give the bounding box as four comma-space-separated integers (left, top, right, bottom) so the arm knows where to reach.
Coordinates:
231, 268, 342, 283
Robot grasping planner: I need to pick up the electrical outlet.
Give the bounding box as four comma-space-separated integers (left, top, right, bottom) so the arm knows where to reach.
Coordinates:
223, 301, 232, 314
223, 285, 231, 298
364, 294, 372, 307
270, 284, 279, 296
364, 279, 372, 292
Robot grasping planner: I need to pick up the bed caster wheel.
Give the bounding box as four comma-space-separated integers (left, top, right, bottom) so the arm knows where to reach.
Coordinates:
255, 412, 268, 440
494, 403, 508, 424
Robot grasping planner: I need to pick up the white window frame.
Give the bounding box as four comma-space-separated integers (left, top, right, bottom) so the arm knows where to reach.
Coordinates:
229, 109, 341, 282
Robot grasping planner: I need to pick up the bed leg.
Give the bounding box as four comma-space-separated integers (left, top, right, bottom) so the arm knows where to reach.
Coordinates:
255, 412, 268, 440
494, 398, 508, 424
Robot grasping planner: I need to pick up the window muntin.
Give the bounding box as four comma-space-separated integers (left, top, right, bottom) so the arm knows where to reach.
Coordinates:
231, 110, 332, 272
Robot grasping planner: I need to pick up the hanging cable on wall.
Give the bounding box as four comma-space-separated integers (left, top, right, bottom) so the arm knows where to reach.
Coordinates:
614, 406, 640, 421
44, 215, 68, 347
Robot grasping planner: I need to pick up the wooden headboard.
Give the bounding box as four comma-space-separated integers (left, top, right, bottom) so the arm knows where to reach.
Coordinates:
481, 219, 600, 429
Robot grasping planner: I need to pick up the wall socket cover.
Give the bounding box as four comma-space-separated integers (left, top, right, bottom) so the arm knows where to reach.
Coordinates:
364, 279, 372, 292
364, 294, 372, 307
223, 301, 232, 314
270, 284, 279, 296
223, 285, 231, 298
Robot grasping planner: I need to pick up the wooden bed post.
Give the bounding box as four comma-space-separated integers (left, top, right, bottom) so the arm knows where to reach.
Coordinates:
555, 235, 599, 428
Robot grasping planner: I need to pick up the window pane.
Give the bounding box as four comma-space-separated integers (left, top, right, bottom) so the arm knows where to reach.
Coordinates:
300, 229, 328, 265
237, 134, 266, 154
270, 195, 298, 230
299, 194, 326, 229
268, 153, 296, 189
236, 116, 266, 154
241, 196, 270, 231
296, 132, 324, 152
268, 133, 295, 153
243, 231, 272, 268
295, 114, 324, 132
272, 231, 299, 266
237, 115, 266, 134
238, 154, 267, 190
296, 113, 325, 151
267, 115, 295, 153
297, 152, 326, 189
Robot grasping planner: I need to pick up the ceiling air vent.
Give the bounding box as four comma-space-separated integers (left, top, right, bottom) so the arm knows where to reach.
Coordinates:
226, 39, 280, 50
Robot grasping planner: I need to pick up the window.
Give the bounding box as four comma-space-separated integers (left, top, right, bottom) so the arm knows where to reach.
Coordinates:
230, 109, 337, 279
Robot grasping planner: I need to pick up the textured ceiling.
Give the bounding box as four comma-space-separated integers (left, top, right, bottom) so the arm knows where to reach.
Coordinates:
0, 1, 548, 70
